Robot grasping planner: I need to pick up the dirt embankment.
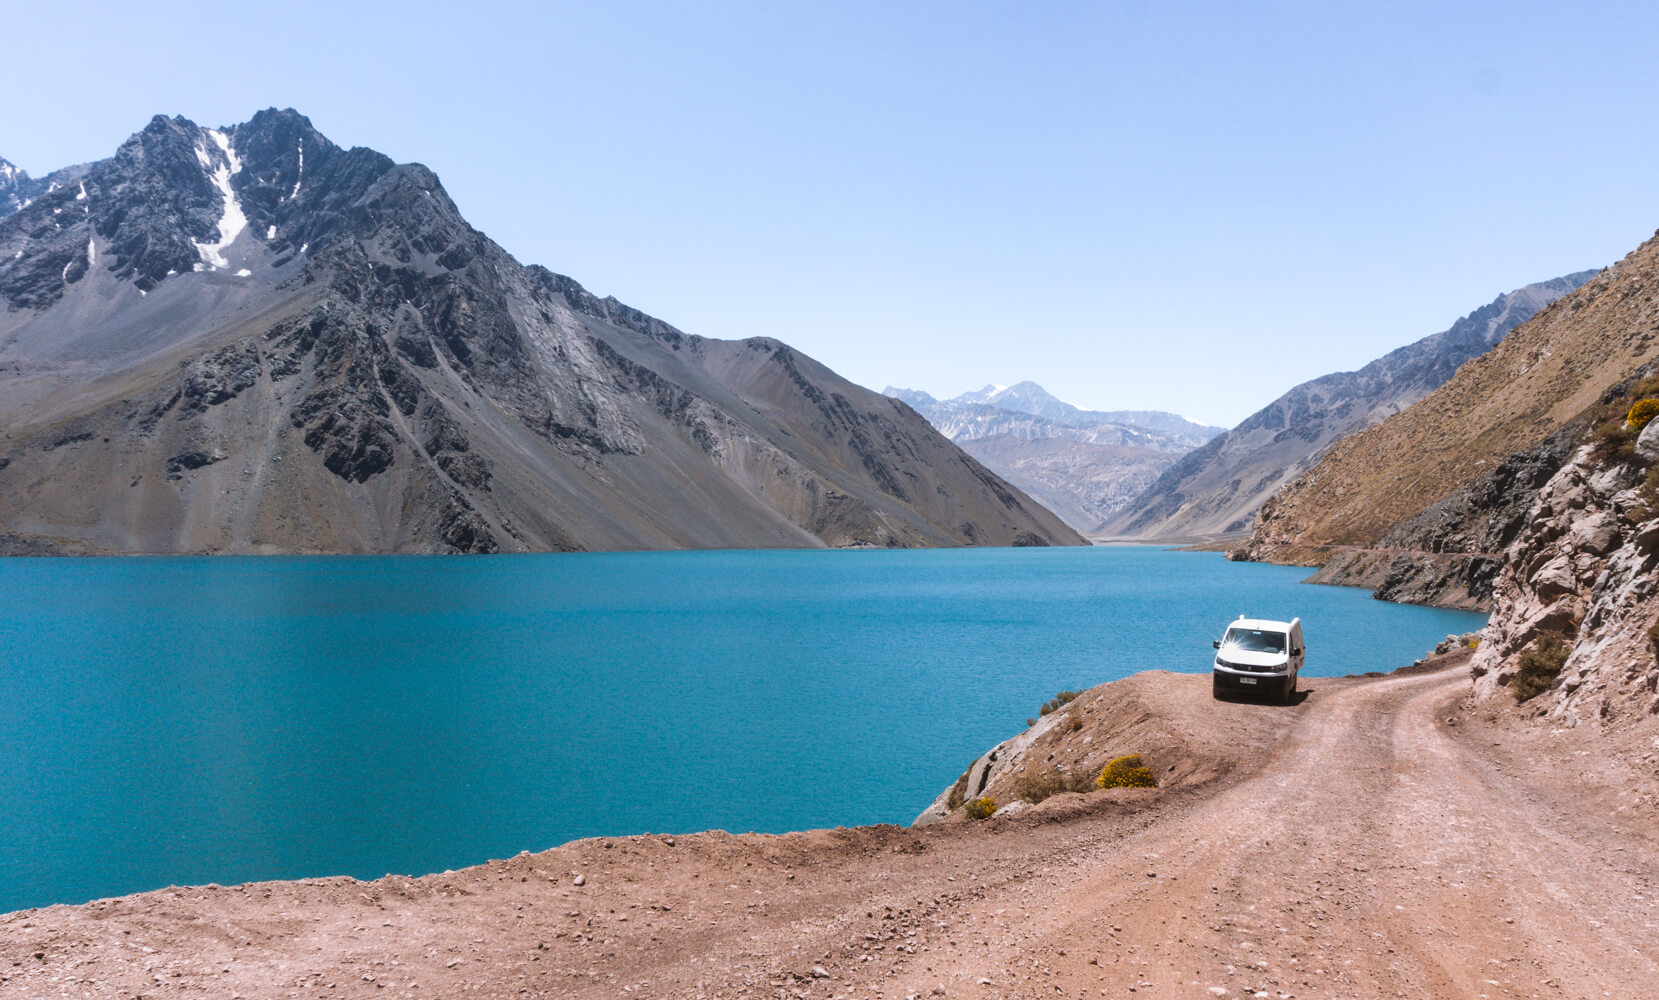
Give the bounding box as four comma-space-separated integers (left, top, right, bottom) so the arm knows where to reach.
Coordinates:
5, 657, 1657, 999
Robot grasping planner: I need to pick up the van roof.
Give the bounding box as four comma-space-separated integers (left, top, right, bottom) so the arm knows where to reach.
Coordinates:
1228, 617, 1297, 632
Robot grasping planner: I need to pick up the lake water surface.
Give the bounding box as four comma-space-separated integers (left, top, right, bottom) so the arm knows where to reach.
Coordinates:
0, 546, 1486, 912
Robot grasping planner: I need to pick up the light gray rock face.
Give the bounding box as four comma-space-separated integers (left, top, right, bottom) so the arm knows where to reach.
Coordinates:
1637, 419, 1659, 462
1469, 445, 1659, 725
913, 710, 1067, 826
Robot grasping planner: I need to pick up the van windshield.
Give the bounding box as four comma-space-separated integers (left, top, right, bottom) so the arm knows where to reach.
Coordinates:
1223, 627, 1287, 654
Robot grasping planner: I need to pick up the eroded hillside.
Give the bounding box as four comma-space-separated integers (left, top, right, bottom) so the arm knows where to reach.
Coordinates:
1235, 233, 1659, 603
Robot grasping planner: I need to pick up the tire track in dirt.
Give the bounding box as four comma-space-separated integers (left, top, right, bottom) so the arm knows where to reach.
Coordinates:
896, 668, 1659, 1000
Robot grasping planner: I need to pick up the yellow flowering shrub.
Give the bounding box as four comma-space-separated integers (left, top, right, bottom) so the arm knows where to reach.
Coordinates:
1095, 754, 1156, 789
1628, 398, 1659, 431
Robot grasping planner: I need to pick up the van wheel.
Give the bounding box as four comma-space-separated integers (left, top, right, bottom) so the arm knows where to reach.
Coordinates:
1212, 674, 1223, 700
1281, 676, 1296, 705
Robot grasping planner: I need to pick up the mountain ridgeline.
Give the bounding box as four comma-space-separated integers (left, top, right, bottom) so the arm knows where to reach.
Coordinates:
0, 110, 1081, 554
1234, 232, 1659, 608
0, 157, 92, 220
1102, 273, 1595, 541
883, 383, 1223, 532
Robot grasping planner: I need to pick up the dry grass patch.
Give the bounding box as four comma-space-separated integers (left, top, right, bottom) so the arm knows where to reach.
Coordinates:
1015, 769, 1095, 804
1512, 633, 1570, 703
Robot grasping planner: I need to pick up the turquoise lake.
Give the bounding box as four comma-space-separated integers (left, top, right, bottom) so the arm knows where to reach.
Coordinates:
0, 546, 1487, 912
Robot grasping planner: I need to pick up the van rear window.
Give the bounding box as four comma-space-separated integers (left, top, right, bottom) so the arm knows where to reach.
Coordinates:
1223, 628, 1287, 653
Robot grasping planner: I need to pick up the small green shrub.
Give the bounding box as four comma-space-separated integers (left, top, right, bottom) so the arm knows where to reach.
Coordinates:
1632, 464, 1659, 523
1629, 398, 1659, 432
1039, 690, 1081, 716
964, 796, 996, 820
1591, 417, 1638, 463
1095, 753, 1157, 789
1588, 376, 1659, 464
1511, 633, 1571, 703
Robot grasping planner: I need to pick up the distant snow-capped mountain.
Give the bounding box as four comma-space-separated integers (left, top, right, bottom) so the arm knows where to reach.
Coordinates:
894, 382, 1223, 446
883, 382, 1222, 533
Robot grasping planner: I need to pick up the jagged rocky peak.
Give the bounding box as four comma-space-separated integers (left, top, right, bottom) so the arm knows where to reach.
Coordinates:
0, 108, 415, 307
0, 156, 31, 217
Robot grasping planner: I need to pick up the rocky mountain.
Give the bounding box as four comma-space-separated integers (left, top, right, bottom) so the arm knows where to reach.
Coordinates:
1104, 272, 1595, 541
883, 383, 1222, 532
0, 110, 1081, 555
1234, 230, 1659, 608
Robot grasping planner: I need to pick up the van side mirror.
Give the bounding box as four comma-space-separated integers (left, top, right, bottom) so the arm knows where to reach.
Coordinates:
1212, 640, 1221, 649
1293, 647, 1303, 656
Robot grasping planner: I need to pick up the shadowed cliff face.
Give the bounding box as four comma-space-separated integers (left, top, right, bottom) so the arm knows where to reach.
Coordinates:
0, 110, 1081, 554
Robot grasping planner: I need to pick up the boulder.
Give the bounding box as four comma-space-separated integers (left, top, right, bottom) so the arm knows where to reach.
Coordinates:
1637, 418, 1659, 462
1569, 512, 1623, 557
1528, 555, 1580, 601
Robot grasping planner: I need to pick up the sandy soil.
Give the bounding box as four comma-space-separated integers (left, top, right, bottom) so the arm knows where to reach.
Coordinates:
5, 659, 1656, 999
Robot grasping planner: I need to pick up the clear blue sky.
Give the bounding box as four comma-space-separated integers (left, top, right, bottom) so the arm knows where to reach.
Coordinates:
6, 1, 1657, 426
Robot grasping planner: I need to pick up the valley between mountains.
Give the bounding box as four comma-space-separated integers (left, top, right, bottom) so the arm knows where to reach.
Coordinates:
6, 655, 1656, 999
8, 105, 1659, 1000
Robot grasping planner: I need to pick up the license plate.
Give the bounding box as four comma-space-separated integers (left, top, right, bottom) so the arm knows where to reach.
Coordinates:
1239, 677, 1257, 685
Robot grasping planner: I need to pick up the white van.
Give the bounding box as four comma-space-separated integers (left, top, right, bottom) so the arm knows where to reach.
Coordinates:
1212, 615, 1304, 704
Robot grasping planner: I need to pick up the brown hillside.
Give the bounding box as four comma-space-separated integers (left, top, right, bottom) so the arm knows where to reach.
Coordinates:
1239, 231, 1659, 559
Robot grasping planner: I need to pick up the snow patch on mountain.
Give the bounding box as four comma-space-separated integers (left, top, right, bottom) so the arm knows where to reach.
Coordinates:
191, 130, 247, 271
289, 141, 303, 200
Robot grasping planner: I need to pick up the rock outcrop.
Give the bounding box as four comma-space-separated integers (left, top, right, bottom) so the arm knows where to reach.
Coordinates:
1470, 436, 1659, 726
913, 670, 1303, 826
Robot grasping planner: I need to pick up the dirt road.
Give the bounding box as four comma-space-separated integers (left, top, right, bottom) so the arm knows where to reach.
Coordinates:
5, 664, 1657, 999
